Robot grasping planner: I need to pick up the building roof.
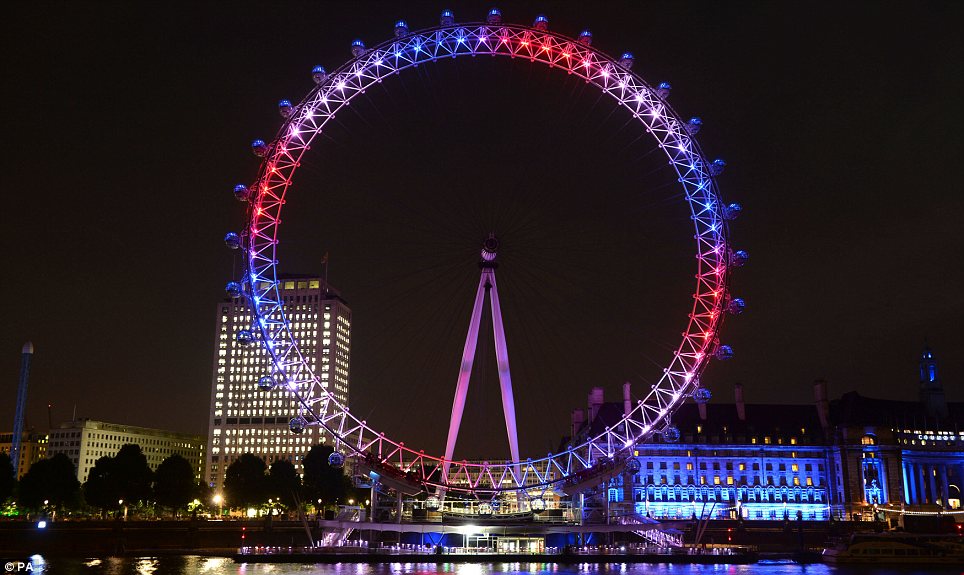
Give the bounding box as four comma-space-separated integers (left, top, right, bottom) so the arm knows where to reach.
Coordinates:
829, 391, 964, 428
572, 401, 826, 447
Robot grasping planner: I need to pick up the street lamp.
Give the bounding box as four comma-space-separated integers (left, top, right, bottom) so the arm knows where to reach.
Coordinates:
213, 494, 224, 517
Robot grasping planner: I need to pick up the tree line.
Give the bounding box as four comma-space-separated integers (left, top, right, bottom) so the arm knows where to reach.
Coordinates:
0, 443, 353, 518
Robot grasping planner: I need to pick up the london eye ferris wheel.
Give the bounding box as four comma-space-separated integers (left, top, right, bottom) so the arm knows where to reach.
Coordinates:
223, 8, 747, 500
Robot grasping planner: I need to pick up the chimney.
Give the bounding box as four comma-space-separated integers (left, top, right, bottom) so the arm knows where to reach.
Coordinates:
734, 382, 746, 421
571, 409, 585, 438
623, 382, 632, 416
813, 379, 830, 430
588, 387, 604, 423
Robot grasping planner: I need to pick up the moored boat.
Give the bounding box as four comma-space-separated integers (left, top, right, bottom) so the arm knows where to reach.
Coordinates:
822, 532, 964, 565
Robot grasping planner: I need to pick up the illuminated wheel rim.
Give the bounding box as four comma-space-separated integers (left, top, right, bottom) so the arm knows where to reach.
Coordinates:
236, 15, 737, 496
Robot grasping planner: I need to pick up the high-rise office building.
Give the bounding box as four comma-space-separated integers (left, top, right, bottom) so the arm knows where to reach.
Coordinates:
205, 274, 351, 490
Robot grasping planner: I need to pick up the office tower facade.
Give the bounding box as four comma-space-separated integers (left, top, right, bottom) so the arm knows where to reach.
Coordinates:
0, 430, 47, 480
205, 275, 351, 490
46, 419, 205, 483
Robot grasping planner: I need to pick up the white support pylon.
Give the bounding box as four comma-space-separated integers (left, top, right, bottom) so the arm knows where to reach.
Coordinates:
442, 235, 521, 484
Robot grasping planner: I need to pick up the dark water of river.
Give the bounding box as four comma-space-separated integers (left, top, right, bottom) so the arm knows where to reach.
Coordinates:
3, 557, 960, 575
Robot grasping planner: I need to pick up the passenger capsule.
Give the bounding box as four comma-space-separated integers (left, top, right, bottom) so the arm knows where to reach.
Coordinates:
686, 117, 703, 135
394, 20, 409, 37
251, 139, 268, 157
233, 184, 251, 202
729, 249, 749, 267
486, 8, 502, 25
533, 15, 549, 30
351, 39, 367, 58
236, 329, 255, 346
625, 458, 642, 473
328, 451, 345, 468
714, 344, 735, 361
311, 65, 328, 85
278, 99, 293, 118
257, 374, 276, 391
657, 82, 672, 99
225, 281, 243, 298
577, 29, 593, 45
727, 297, 746, 315
618, 52, 634, 69
529, 497, 546, 513
289, 416, 306, 434
662, 425, 681, 443
693, 387, 712, 404
425, 496, 441, 510
709, 158, 727, 176
224, 232, 242, 250
723, 202, 742, 220
439, 9, 455, 26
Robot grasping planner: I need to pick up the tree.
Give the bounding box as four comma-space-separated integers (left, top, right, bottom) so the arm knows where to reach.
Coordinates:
113, 444, 153, 506
268, 459, 301, 509
154, 454, 195, 518
83, 456, 121, 516
223, 453, 268, 510
18, 454, 80, 513
303, 445, 347, 508
0, 452, 15, 504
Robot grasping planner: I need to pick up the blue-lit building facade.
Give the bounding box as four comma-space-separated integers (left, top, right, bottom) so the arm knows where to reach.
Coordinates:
570, 347, 962, 522
829, 346, 963, 519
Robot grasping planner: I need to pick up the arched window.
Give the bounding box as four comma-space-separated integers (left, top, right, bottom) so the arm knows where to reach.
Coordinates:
861, 435, 876, 446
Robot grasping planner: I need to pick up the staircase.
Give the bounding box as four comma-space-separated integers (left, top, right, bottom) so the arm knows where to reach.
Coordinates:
617, 513, 684, 548
317, 508, 360, 547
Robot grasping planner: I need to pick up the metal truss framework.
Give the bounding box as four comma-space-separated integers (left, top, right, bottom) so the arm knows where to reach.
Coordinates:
238, 19, 735, 496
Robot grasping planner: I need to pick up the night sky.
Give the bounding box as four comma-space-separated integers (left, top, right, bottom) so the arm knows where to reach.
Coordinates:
2, 1, 962, 460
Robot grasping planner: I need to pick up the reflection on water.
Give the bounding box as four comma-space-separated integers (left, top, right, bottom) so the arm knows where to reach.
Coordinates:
14, 556, 962, 575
